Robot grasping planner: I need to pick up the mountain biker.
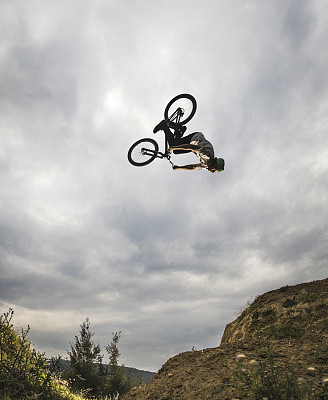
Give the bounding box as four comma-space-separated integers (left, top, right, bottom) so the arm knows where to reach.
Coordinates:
153, 120, 224, 173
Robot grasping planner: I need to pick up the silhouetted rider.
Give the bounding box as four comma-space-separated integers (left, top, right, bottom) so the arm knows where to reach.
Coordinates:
153, 120, 224, 173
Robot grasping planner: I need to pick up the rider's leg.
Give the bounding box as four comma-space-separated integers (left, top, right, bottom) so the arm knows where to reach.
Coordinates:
174, 133, 194, 144
153, 121, 195, 151
169, 132, 199, 150
169, 143, 200, 152
153, 120, 190, 146
153, 121, 176, 145
169, 132, 198, 154
162, 125, 176, 146
172, 149, 190, 154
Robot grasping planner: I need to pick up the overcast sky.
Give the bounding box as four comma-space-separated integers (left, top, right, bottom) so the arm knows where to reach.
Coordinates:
1, 0, 328, 372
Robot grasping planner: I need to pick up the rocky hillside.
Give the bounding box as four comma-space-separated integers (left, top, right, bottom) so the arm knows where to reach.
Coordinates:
122, 278, 328, 400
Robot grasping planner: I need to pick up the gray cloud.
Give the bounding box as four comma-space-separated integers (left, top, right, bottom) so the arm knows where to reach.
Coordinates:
1, 0, 328, 371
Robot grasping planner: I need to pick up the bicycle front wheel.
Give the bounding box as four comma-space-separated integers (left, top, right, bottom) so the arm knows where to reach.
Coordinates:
164, 93, 197, 125
128, 138, 159, 167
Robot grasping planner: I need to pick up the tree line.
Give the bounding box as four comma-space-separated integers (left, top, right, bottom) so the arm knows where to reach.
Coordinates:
0, 309, 137, 399
65, 317, 135, 397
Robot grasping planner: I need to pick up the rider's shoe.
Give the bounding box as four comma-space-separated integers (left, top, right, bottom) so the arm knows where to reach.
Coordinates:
153, 120, 167, 133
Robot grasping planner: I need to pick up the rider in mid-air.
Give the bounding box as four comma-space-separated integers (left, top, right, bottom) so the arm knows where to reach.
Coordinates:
153, 120, 225, 173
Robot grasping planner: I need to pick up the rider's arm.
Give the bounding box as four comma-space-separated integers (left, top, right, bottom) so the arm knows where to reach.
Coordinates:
172, 163, 203, 171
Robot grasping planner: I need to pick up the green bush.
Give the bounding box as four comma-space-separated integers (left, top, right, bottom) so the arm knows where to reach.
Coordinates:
252, 311, 260, 321
315, 303, 328, 318
67, 322, 134, 398
299, 292, 317, 304
265, 322, 304, 340
231, 348, 328, 399
282, 297, 298, 308
319, 319, 328, 332
261, 309, 276, 318
0, 309, 81, 400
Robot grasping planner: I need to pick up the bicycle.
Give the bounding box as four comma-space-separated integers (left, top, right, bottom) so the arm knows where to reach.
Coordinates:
127, 93, 197, 167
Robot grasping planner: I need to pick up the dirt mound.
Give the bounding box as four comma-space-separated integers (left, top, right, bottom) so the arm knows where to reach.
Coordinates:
122, 278, 328, 400
221, 278, 328, 346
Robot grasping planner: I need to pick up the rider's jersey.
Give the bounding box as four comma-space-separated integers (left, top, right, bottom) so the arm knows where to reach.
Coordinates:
190, 132, 215, 168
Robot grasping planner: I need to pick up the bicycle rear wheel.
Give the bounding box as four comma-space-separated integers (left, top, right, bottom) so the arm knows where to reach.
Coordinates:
128, 138, 159, 166
164, 93, 197, 125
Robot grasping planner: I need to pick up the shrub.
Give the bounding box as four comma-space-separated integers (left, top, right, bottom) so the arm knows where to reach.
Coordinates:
231, 348, 328, 399
252, 311, 260, 321
299, 292, 317, 304
266, 322, 304, 340
319, 319, 328, 332
0, 309, 81, 400
67, 318, 104, 396
282, 297, 298, 308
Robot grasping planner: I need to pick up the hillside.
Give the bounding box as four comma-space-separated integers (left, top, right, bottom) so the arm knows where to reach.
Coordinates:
54, 359, 155, 383
125, 367, 155, 383
122, 278, 328, 400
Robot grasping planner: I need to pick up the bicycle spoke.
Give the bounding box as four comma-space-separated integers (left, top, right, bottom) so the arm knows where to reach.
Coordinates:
164, 94, 197, 125
128, 138, 159, 167
132, 147, 153, 163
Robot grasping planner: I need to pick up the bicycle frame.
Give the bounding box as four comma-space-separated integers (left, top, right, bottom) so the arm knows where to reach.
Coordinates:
140, 136, 171, 162
128, 94, 197, 168
168, 107, 185, 125
142, 108, 185, 161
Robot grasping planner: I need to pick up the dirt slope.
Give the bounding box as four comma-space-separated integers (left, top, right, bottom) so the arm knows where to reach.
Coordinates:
122, 278, 328, 400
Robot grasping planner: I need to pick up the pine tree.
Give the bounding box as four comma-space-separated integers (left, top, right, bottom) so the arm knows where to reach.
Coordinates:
106, 331, 130, 396
67, 317, 104, 396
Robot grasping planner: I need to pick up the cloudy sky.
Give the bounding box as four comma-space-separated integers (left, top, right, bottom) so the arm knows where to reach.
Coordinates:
1, 0, 327, 372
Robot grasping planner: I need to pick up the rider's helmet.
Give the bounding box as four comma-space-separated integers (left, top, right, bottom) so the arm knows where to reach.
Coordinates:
215, 158, 225, 173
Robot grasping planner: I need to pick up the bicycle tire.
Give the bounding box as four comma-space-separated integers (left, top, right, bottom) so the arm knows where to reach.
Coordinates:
164, 93, 197, 125
128, 138, 159, 167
